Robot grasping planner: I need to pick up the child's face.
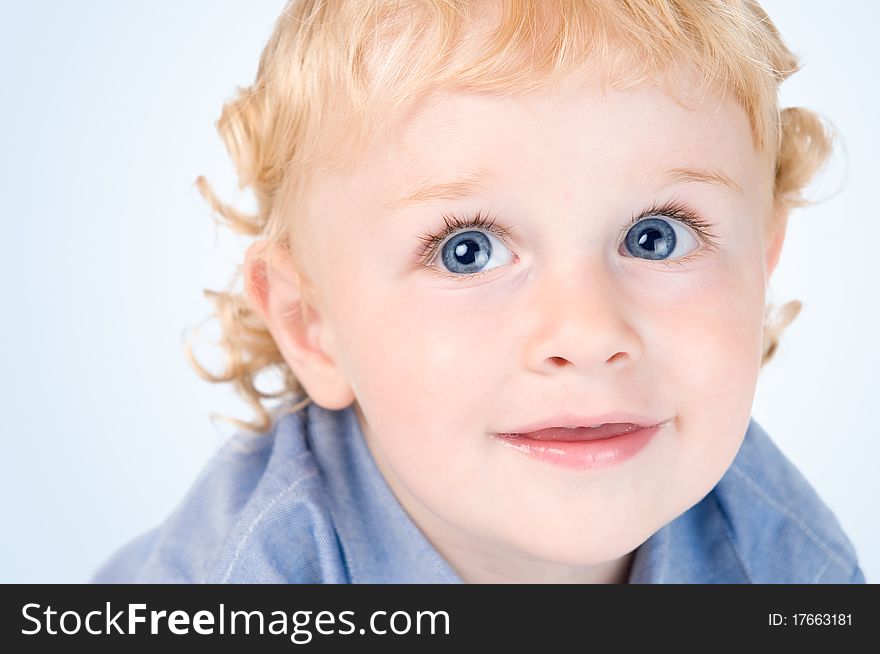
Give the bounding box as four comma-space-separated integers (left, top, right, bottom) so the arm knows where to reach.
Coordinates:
267, 70, 785, 581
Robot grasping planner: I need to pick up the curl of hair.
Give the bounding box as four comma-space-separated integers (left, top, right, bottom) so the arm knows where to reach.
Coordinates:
761, 105, 837, 368
185, 0, 837, 435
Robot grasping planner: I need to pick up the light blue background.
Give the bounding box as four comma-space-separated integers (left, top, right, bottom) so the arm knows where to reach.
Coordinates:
1, 1, 877, 583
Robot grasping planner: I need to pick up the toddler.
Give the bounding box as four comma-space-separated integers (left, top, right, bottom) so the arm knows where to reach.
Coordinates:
93, 0, 865, 583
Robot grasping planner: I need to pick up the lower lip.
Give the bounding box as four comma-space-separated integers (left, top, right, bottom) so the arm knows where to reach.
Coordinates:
492, 421, 667, 471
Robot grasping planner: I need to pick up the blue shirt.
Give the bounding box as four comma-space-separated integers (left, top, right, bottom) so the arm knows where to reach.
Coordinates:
91, 401, 866, 583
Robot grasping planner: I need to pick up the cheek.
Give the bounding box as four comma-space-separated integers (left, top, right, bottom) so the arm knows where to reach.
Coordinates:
653, 264, 763, 404
637, 250, 766, 494
329, 268, 498, 459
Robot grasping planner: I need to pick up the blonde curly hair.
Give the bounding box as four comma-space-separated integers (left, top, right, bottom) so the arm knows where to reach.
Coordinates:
186, 0, 836, 435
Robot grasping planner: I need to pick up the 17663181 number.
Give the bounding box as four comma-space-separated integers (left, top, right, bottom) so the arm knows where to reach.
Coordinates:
768, 613, 853, 627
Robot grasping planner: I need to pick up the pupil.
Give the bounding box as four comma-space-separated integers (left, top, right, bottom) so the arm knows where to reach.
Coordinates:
455, 239, 480, 264
639, 227, 668, 254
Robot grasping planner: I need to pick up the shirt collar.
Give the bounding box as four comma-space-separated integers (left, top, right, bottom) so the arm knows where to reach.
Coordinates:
627, 494, 750, 583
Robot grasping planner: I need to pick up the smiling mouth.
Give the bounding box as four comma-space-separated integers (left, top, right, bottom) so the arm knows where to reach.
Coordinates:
490, 421, 667, 470
497, 423, 653, 442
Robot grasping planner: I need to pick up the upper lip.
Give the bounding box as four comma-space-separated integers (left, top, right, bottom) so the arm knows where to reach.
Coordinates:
495, 412, 666, 436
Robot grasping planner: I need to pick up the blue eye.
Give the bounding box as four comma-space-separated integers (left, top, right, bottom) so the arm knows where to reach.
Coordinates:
438, 230, 514, 275
416, 203, 720, 281
621, 216, 700, 261
415, 210, 515, 279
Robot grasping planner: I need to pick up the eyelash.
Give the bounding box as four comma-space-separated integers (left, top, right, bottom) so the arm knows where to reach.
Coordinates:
415, 199, 722, 281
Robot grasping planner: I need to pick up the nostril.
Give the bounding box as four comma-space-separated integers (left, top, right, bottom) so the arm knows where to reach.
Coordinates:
549, 356, 568, 367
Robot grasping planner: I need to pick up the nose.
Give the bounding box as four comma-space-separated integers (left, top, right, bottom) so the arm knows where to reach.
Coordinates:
520, 256, 643, 374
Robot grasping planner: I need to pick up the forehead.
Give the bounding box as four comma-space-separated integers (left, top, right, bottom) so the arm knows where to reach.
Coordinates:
332, 72, 767, 209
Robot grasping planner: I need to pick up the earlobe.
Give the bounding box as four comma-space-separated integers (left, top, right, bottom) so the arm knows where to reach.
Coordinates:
243, 240, 356, 411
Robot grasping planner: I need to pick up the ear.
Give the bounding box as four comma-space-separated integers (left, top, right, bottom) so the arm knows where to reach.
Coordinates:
764, 201, 789, 280
243, 240, 356, 410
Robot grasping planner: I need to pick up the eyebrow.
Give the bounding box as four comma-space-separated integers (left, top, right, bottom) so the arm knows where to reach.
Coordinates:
386, 165, 742, 210
662, 167, 743, 195
384, 169, 498, 210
